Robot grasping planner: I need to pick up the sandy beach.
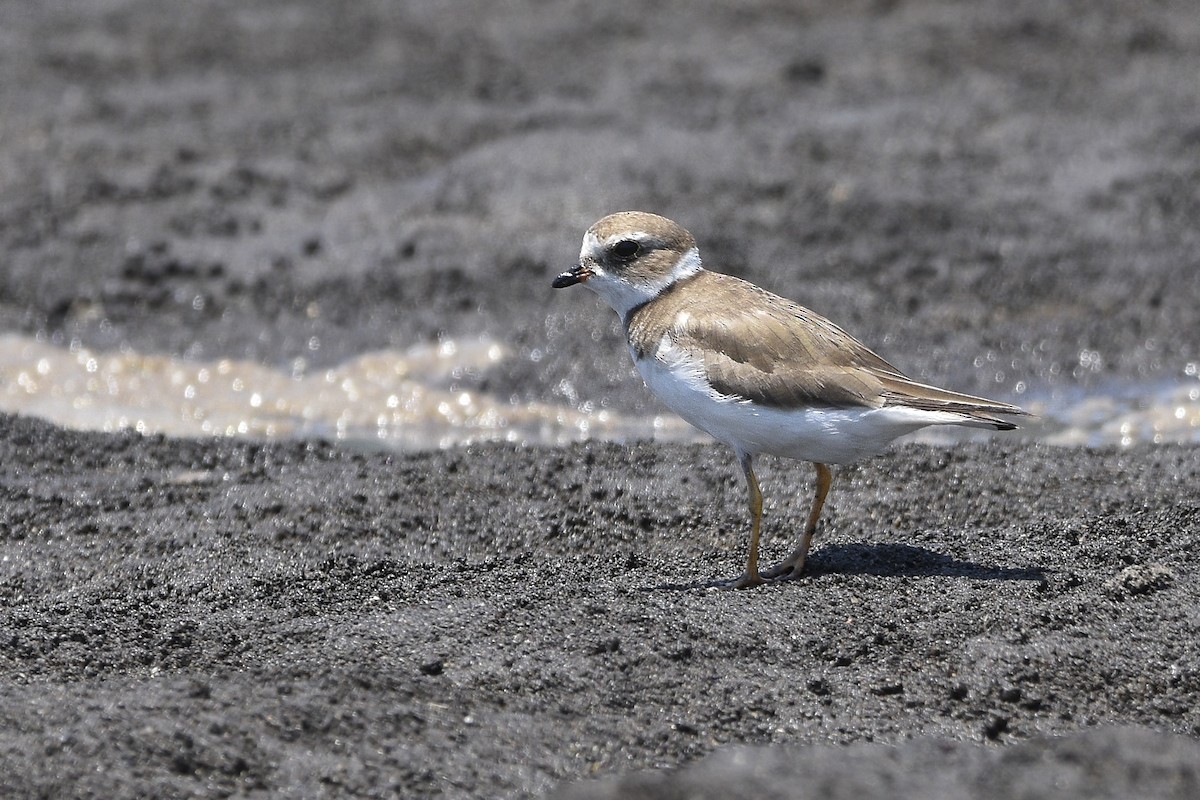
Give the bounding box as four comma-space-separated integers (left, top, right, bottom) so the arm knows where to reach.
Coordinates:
1, 1, 1198, 797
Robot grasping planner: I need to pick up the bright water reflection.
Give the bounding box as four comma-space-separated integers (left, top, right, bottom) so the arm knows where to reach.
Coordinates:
0, 333, 1196, 450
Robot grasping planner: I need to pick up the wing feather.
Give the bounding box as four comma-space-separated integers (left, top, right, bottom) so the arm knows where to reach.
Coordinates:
628, 271, 1027, 426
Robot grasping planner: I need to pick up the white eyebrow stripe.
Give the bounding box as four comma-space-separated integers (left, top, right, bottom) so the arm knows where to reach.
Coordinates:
602, 230, 656, 248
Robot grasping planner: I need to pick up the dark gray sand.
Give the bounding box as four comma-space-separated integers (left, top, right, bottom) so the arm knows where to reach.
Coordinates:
3, 0, 1198, 407
2, 414, 1198, 797
558, 728, 1200, 799
2, 1, 1200, 798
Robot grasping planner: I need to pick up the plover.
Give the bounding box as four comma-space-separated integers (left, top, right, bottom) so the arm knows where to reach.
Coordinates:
553, 211, 1027, 588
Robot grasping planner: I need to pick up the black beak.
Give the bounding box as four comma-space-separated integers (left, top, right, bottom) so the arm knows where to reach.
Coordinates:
552, 263, 592, 288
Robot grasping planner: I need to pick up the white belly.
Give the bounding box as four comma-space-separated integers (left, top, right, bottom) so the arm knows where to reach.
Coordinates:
634, 343, 969, 465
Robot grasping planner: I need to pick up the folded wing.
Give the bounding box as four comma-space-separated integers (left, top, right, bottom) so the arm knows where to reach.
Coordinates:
650, 272, 1027, 428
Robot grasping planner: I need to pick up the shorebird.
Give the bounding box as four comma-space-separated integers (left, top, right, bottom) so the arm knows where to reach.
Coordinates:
552, 212, 1027, 588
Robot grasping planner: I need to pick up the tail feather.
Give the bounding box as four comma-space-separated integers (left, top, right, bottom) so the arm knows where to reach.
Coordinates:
875, 374, 1030, 430
953, 414, 1019, 431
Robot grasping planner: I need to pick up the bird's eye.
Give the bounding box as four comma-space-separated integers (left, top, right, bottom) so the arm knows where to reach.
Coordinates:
611, 239, 641, 260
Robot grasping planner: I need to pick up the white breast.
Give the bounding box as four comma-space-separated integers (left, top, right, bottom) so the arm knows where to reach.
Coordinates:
633, 335, 970, 465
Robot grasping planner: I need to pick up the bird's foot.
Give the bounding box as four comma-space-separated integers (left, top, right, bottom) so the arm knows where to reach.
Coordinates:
713, 570, 765, 590
759, 560, 806, 582
713, 560, 806, 589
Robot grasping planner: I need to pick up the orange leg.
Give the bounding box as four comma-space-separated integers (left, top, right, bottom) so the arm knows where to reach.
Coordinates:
761, 462, 832, 581
728, 451, 765, 589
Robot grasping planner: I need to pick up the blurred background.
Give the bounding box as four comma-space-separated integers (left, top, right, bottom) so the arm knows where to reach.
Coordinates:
1, 0, 1197, 448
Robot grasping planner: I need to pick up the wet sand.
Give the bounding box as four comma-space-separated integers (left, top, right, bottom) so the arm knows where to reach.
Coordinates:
1, 1, 1199, 797
1, 414, 1198, 797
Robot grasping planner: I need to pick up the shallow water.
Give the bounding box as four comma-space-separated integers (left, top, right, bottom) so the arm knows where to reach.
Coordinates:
1, 333, 1197, 451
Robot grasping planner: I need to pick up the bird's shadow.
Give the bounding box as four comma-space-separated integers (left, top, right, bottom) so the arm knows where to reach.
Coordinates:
648, 543, 1046, 592
805, 542, 1045, 581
